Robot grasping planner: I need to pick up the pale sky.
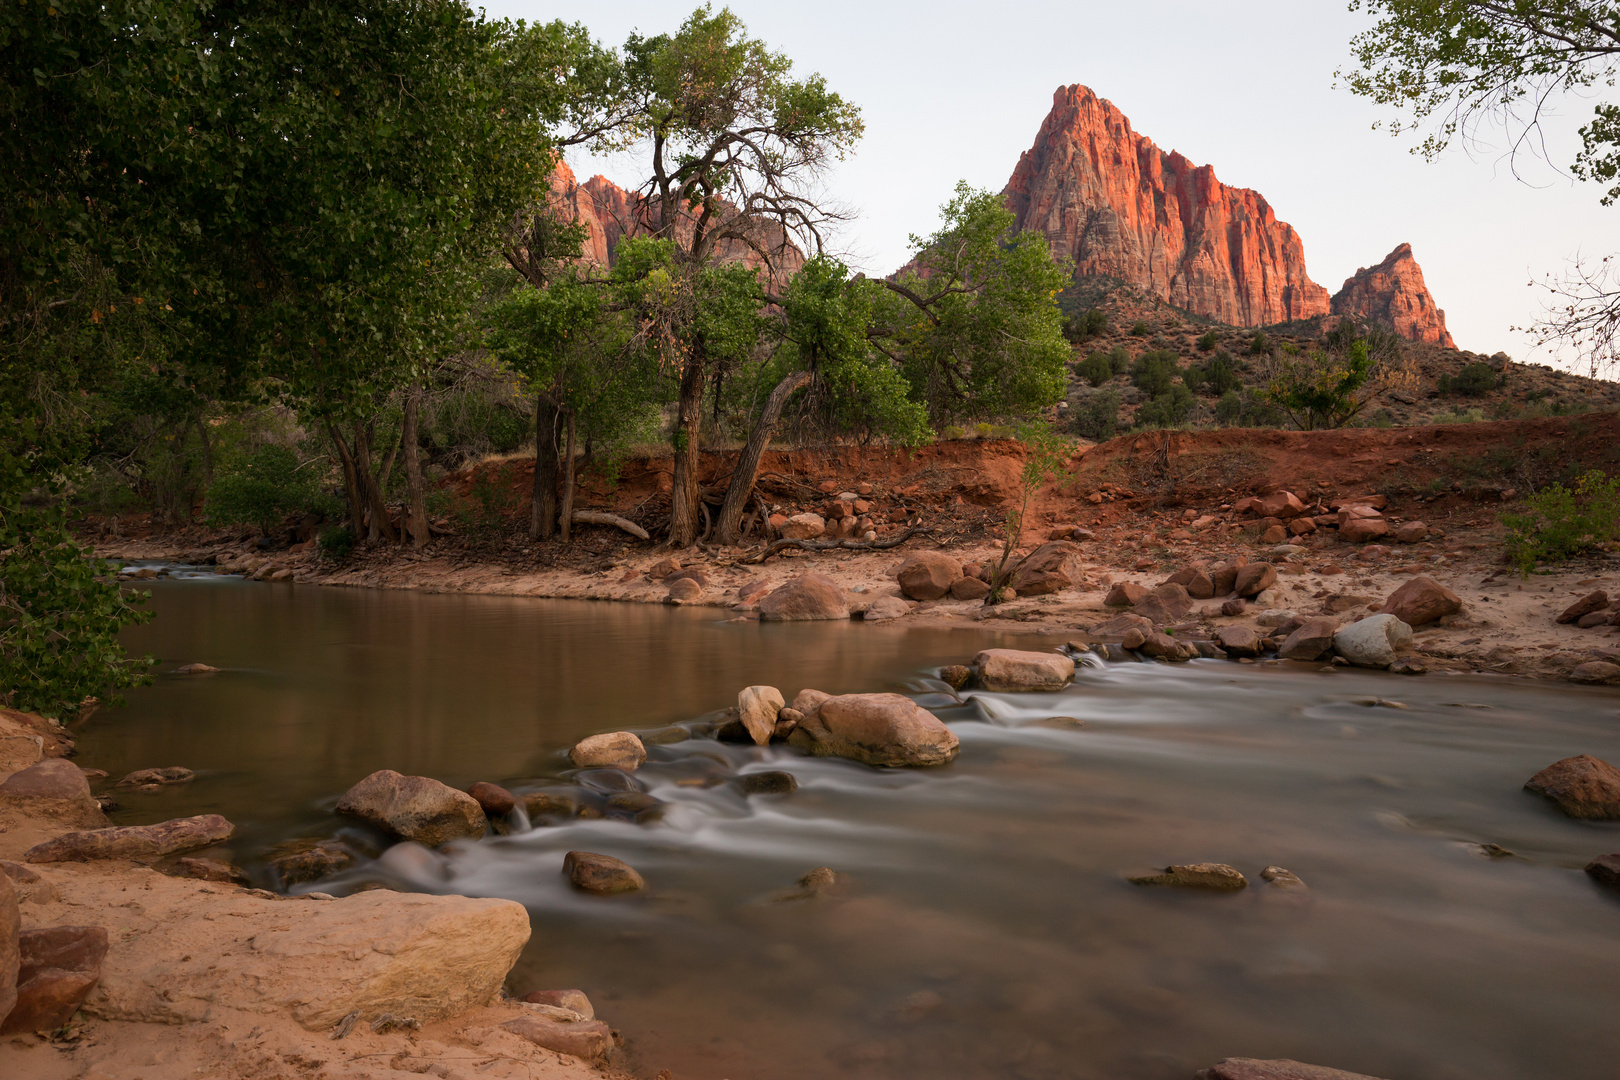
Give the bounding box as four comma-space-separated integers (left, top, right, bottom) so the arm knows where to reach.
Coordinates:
483, 0, 1619, 371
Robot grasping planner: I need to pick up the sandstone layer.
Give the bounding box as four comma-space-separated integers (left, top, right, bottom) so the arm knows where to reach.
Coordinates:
1330, 242, 1454, 347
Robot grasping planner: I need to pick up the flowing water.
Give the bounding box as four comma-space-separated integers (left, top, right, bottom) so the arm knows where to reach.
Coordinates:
84, 572, 1620, 1080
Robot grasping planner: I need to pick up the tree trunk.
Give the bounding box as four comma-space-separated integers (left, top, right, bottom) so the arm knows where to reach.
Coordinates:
559, 411, 577, 543
327, 421, 366, 536
714, 369, 810, 545
402, 390, 428, 549
351, 422, 398, 544
529, 395, 560, 539
669, 361, 706, 547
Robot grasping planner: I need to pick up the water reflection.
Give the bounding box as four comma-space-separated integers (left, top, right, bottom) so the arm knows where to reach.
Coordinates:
88, 577, 1620, 1080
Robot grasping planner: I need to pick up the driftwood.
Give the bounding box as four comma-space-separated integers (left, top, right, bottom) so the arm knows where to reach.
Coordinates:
736, 525, 922, 565
571, 510, 650, 541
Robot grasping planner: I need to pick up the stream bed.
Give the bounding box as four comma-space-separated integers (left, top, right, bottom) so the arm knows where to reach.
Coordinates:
85, 573, 1620, 1080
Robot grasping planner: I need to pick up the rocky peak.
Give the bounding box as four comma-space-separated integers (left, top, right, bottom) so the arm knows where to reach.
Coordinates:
1329, 243, 1455, 348
1003, 85, 1331, 326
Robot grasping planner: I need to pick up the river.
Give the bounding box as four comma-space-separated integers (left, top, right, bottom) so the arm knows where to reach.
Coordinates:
84, 573, 1620, 1080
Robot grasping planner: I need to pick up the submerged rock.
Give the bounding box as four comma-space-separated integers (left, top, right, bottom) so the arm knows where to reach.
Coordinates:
2, 924, 109, 1034
269, 840, 356, 888
563, 851, 644, 894
1198, 1058, 1392, 1080
1260, 866, 1308, 890
1129, 863, 1248, 891
26, 814, 234, 863
116, 766, 194, 787
1587, 854, 1620, 889
1524, 755, 1620, 819
568, 731, 647, 772
939, 664, 972, 690
794, 693, 959, 767
733, 770, 798, 796
334, 771, 487, 846
177, 856, 250, 886
973, 649, 1075, 691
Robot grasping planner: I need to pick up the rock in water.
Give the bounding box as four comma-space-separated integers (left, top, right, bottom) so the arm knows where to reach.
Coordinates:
1, 925, 109, 1034
1571, 661, 1620, 685
973, 649, 1076, 691
1586, 854, 1620, 888
523, 988, 594, 1018
863, 595, 911, 620
1260, 866, 1308, 890
796, 693, 960, 767
939, 664, 972, 689
1198, 1057, 1394, 1080
1129, 863, 1248, 890
467, 781, 517, 817
0, 871, 17, 1024
563, 851, 644, 894
334, 771, 487, 846
757, 574, 849, 621
502, 1011, 614, 1064
568, 731, 647, 771
736, 685, 785, 746
1380, 575, 1461, 627
732, 771, 798, 796
1216, 625, 1261, 658
177, 856, 250, 886
25, 814, 234, 863
1332, 614, 1413, 669
269, 840, 356, 887
116, 766, 194, 787
895, 551, 963, 600
1523, 755, 1620, 819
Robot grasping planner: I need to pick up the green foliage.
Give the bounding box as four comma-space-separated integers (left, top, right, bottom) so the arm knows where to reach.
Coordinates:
1215, 390, 1244, 425
1129, 321, 1151, 337
1188, 350, 1241, 396
0, 450, 152, 719
986, 420, 1071, 602
1342, 1, 1620, 204
1439, 361, 1499, 396
1249, 330, 1271, 355
1216, 389, 1286, 428
1196, 329, 1220, 352
1072, 389, 1120, 442
1263, 321, 1399, 430
1136, 384, 1196, 428
204, 445, 321, 536
317, 525, 355, 562
1063, 308, 1108, 343
1076, 345, 1129, 387
1503, 469, 1620, 573
1131, 350, 1181, 397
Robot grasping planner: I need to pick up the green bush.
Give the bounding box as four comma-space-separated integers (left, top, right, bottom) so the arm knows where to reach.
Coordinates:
1071, 389, 1120, 441
1187, 349, 1240, 397
1131, 350, 1180, 397
1129, 320, 1151, 337
1215, 388, 1285, 428
317, 525, 355, 561
1439, 361, 1499, 396
1503, 470, 1620, 574
204, 445, 319, 536
1136, 384, 1195, 428
1249, 330, 1270, 355
1196, 329, 1219, 352
1063, 308, 1108, 342
1076, 351, 1113, 387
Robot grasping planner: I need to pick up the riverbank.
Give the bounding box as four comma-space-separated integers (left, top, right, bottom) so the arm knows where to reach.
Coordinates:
0, 709, 627, 1080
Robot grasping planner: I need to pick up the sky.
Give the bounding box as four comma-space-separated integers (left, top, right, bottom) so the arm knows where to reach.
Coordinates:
482, 0, 1620, 371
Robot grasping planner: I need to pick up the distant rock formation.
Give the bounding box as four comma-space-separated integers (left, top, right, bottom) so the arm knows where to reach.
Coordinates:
1003, 84, 1331, 326
1329, 243, 1455, 348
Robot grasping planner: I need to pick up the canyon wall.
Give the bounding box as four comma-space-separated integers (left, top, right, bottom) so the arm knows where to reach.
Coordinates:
1329, 243, 1454, 347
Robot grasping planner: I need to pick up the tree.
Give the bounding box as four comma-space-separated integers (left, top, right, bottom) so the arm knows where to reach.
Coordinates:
612, 6, 864, 545
1341, 1, 1620, 374
1264, 320, 1408, 429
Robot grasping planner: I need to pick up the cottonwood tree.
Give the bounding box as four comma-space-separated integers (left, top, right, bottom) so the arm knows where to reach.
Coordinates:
610, 6, 864, 545
1341, 0, 1620, 375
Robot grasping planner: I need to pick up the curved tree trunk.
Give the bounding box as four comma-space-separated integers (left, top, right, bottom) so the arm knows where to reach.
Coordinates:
327, 421, 365, 535
714, 369, 810, 545
669, 361, 706, 546
529, 395, 560, 540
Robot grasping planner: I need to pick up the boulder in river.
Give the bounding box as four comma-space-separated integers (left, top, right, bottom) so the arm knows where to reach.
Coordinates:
1216, 625, 1261, 658
1260, 866, 1308, 890
467, 781, 517, 817
568, 731, 647, 771
1197, 1058, 1392, 1080
1129, 863, 1248, 890
1, 924, 108, 1035
269, 839, 356, 887
116, 766, 194, 787
939, 664, 972, 689
1587, 853, 1620, 889
732, 770, 798, 796
795, 693, 959, 767
736, 686, 784, 746
563, 851, 644, 894
1333, 614, 1413, 669
862, 595, 911, 620
973, 649, 1075, 692
757, 574, 849, 621
335, 770, 487, 846
25, 814, 235, 863
1523, 754, 1620, 819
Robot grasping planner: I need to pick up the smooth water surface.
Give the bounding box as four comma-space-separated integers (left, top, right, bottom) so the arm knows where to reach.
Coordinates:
87, 575, 1620, 1080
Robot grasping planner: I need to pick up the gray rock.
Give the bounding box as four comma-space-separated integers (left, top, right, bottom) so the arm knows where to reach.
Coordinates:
568, 732, 647, 771
335, 771, 487, 846
25, 814, 234, 863
1332, 614, 1413, 668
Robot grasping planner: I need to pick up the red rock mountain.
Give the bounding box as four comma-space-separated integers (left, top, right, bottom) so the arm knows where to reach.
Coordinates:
1329, 243, 1454, 347
1003, 84, 1454, 344
1004, 85, 1330, 326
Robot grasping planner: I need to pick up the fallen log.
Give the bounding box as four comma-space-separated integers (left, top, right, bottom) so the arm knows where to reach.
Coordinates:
571, 510, 650, 541
736, 526, 922, 565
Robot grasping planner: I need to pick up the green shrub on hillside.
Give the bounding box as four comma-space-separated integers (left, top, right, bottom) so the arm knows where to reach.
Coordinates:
1131, 350, 1181, 397
1215, 388, 1286, 428
1063, 308, 1108, 342
1186, 349, 1241, 396
1249, 330, 1270, 355
1439, 361, 1499, 397
1196, 329, 1220, 352
1502, 469, 1620, 574
1136, 384, 1195, 428
1076, 345, 1129, 386
204, 445, 321, 536
1129, 320, 1151, 337
1071, 388, 1120, 441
